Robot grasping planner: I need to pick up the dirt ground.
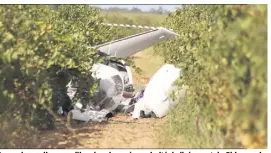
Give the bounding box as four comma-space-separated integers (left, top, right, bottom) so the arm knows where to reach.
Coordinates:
35, 115, 166, 148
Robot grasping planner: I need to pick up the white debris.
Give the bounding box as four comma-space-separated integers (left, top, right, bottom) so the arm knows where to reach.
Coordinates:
66, 80, 77, 100
132, 64, 181, 118
71, 109, 111, 122
57, 106, 63, 115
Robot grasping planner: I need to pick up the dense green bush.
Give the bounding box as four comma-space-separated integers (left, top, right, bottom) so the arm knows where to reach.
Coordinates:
0, 5, 117, 148
157, 5, 267, 148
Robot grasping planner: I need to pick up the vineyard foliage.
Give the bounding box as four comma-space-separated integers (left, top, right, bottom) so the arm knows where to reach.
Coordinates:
0, 5, 122, 147
156, 5, 267, 148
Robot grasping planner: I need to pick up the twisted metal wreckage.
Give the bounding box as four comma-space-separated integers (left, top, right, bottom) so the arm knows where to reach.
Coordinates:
57, 23, 187, 122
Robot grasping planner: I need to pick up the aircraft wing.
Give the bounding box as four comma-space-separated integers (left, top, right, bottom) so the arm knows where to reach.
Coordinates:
92, 28, 178, 59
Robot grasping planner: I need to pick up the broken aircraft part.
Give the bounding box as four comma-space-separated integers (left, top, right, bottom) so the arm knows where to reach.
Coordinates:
132, 64, 182, 119
62, 25, 181, 122
71, 109, 112, 122
92, 27, 178, 59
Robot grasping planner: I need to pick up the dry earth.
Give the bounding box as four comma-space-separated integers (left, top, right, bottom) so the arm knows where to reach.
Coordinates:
35, 115, 166, 148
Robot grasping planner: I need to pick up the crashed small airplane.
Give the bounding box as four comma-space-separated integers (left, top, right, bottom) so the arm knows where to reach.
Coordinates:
59, 24, 186, 123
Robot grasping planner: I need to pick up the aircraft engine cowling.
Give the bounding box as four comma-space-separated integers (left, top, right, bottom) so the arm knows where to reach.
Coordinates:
89, 63, 125, 111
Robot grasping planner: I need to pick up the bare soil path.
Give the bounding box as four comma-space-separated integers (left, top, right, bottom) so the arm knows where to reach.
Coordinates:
36, 115, 165, 148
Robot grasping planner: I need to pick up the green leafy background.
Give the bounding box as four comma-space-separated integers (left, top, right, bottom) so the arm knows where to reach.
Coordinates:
156, 5, 267, 148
